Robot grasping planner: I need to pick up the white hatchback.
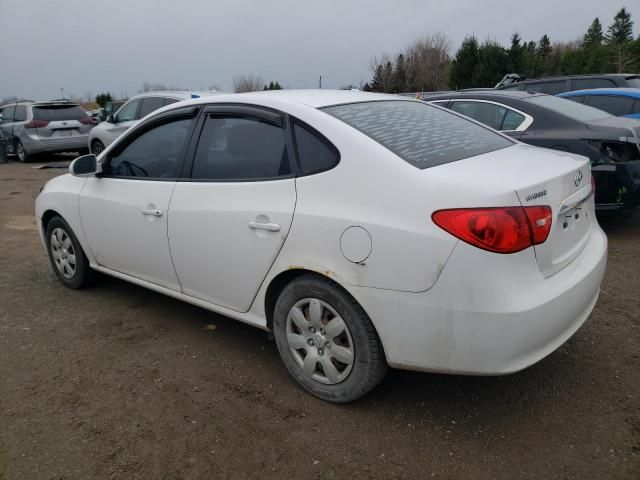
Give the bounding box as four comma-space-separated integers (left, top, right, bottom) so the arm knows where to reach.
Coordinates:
36, 90, 607, 402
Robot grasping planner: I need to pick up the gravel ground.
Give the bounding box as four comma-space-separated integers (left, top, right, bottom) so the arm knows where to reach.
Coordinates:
0, 159, 638, 480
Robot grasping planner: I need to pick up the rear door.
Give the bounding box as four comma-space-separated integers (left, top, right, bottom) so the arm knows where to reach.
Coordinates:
168, 105, 297, 312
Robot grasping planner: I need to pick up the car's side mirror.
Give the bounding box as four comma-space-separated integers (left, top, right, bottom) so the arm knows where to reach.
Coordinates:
107, 114, 116, 123
69, 154, 102, 177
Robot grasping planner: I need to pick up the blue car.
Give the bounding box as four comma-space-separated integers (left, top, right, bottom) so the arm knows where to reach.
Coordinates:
559, 88, 640, 119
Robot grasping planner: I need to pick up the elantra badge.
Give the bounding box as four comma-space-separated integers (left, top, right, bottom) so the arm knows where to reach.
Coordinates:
574, 170, 583, 187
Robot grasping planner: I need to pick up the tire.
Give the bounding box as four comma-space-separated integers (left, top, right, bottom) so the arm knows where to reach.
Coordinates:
15, 139, 30, 162
273, 274, 387, 403
91, 139, 105, 155
45, 216, 97, 289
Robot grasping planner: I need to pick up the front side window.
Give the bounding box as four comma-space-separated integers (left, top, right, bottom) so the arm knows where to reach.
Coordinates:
138, 97, 166, 118
0, 106, 15, 123
586, 95, 634, 116
115, 99, 140, 122
571, 78, 616, 90
191, 115, 289, 180
450, 101, 508, 130
107, 118, 192, 178
322, 100, 513, 170
293, 121, 339, 173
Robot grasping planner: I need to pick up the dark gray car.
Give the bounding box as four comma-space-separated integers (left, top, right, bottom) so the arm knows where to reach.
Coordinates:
0, 101, 92, 162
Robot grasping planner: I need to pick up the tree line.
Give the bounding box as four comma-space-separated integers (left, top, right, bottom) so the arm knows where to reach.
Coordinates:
366, 7, 640, 93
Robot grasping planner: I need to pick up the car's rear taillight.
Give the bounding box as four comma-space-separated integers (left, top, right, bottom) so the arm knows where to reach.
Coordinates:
79, 116, 92, 125
24, 119, 49, 129
432, 206, 552, 254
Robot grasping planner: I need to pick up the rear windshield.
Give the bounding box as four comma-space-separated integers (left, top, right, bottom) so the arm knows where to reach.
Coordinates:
525, 95, 611, 122
33, 104, 87, 121
322, 100, 513, 169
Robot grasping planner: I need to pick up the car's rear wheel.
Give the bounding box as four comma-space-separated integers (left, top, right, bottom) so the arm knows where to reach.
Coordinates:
15, 139, 30, 162
91, 139, 105, 155
273, 274, 387, 403
45, 216, 97, 289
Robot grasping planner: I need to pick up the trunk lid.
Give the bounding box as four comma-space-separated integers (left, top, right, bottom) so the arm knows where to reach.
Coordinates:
430, 143, 595, 277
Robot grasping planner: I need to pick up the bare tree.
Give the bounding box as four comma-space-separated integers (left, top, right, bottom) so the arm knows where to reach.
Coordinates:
233, 74, 263, 93
140, 81, 189, 93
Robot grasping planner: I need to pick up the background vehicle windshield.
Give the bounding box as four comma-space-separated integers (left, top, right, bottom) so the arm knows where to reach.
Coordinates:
526, 95, 611, 122
322, 100, 513, 169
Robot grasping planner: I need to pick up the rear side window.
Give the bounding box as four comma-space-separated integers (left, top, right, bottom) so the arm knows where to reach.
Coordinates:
502, 109, 526, 130
450, 101, 507, 130
632, 101, 640, 114
138, 97, 165, 118
565, 95, 586, 104
571, 78, 616, 90
191, 115, 290, 180
322, 101, 513, 169
164, 98, 179, 106
33, 105, 86, 121
586, 95, 634, 116
14, 105, 27, 122
293, 121, 339, 173
526, 81, 566, 95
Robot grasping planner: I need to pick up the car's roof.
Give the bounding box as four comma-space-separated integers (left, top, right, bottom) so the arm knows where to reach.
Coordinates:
422, 90, 544, 100
168, 89, 410, 109
559, 88, 640, 98
128, 91, 218, 101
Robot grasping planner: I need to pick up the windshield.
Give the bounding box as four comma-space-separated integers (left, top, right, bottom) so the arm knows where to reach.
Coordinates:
322, 100, 513, 169
526, 95, 611, 122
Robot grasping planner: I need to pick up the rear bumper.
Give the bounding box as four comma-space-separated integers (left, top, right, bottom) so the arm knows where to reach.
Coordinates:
349, 224, 608, 375
20, 133, 89, 154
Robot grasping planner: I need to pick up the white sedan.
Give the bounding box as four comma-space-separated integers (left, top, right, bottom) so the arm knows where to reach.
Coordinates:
35, 90, 607, 402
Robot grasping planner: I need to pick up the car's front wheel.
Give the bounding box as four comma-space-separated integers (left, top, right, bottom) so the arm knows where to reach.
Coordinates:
45, 216, 97, 289
273, 274, 387, 403
91, 139, 105, 155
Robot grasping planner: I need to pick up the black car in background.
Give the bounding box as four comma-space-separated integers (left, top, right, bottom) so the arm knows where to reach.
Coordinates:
420, 90, 640, 210
495, 73, 640, 95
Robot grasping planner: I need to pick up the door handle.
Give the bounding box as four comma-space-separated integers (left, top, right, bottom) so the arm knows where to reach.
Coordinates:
142, 208, 163, 217
248, 221, 281, 232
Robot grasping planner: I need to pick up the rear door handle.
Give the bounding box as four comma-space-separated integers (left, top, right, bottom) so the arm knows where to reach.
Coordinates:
248, 221, 281, 232
142, 208, 163, 217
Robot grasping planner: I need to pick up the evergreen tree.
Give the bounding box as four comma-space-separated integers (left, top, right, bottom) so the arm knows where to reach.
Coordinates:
392, 54, 407, 93
370, 64, 384, 92
508, 33, 525, 72
383, 61, 394, 92
472, 40, 510, 87
606, 8, 635, 72
606, 8, 633, 45
449, 35, 479, 89
583, 18, 604, 48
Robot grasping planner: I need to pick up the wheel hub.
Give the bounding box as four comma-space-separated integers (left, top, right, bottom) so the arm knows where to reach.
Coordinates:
285, 298, 355, 385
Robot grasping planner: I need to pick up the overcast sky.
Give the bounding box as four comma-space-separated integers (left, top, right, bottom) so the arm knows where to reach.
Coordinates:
0, 0, 637, 100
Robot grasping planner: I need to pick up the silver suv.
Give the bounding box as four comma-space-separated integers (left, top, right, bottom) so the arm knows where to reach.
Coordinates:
0, 100, 92, 162
88, 92, 213, 154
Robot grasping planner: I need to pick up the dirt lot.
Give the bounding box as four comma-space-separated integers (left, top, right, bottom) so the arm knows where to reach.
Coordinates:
0, 158, 638, 480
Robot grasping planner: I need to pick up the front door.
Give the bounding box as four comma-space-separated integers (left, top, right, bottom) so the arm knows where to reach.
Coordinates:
168, 107, 297, 312
79, 114, 195, 291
